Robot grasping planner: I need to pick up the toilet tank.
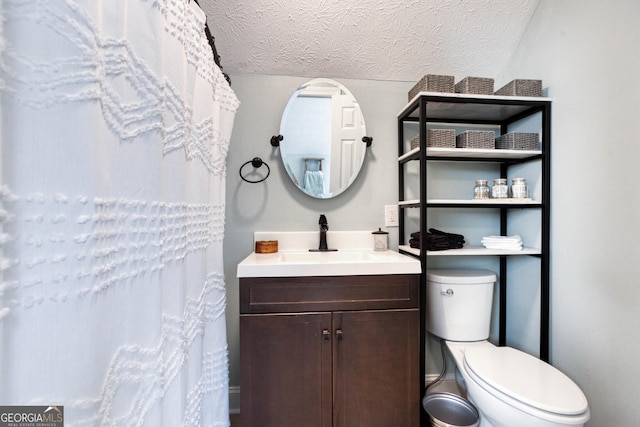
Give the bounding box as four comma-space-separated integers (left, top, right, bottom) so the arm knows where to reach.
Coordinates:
426, 269, 496, 341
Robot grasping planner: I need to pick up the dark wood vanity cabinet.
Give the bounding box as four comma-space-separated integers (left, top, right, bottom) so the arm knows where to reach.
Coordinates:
240, 274, 420, 427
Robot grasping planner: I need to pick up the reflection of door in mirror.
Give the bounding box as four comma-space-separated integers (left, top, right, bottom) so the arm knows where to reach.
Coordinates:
280, 79, 367, 199
331, 94, 365, 193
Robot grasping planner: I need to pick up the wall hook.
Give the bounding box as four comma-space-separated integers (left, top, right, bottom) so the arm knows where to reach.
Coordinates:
362, 136, 373, 147
271, 135, 283, 147
239, 157, 270, 183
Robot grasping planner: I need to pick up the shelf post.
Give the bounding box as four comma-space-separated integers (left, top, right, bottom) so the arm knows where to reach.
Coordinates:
499, 256, 507, 347
397, 116, 405, 245
418, 96, 428, 425
540, 102, 552, 362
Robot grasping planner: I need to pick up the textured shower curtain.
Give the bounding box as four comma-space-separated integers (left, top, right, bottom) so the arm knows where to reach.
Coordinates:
0, 0, 239, 425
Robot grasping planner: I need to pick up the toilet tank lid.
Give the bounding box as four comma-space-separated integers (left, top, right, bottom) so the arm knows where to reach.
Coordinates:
426, 269, 496, 284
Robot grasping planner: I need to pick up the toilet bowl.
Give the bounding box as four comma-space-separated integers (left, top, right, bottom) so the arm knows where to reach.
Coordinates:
446, 341, 590, 427
426, 270, 590, 427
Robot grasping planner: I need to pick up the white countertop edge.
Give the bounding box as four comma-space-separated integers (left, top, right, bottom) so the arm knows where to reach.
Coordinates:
237, 263, 422, 278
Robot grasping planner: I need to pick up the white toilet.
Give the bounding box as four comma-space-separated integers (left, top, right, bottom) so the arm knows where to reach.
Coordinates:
426, 269, 590, 427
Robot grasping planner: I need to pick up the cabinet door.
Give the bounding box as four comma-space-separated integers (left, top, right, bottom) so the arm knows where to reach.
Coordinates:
240, 312, 332, 427
332, 309, 420, 427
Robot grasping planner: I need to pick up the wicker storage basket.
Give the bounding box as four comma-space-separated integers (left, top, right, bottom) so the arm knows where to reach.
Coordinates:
456, 130, 495, 149
408, 74, 455, 100
495, 132, 539, 150
410, 135, 420, 150
410, 129, 456, 149
455, 77, 494, 95
495, 79, 542, 97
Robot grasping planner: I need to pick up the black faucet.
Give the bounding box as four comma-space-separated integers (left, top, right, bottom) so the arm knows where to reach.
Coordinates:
319, 214, 329, 250
310, 214, 337, 252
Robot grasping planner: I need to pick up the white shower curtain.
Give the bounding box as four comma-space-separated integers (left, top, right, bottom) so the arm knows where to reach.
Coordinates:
0, 0, 239, 425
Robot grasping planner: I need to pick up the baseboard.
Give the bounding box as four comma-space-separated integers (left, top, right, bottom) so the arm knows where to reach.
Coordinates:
228, 375, 455, 414
229, 385, 240, 414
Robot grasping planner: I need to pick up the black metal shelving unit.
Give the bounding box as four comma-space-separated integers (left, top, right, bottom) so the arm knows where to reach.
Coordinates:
397, 92, 552, 422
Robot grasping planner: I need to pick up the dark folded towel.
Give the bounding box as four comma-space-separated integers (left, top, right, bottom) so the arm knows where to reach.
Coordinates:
409, 229, 466, 251
429, 228, 465, 243
425, 233, 450, 251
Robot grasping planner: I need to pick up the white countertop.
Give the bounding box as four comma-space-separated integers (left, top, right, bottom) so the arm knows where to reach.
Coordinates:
237, 231, 421, 278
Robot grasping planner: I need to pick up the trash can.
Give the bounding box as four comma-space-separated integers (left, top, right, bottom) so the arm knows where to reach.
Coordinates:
422, 392, 479, 427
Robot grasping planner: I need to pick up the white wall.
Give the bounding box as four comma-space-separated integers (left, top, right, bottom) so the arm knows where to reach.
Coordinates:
500, 1, 640, 425
224, 75, 412, 390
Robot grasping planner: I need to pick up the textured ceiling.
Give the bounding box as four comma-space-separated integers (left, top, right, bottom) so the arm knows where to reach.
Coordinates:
200, 0, 540, 82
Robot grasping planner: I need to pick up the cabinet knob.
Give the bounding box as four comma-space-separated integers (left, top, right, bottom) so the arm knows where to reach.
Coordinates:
336, 329, 344, 340
322, 329, 330, 340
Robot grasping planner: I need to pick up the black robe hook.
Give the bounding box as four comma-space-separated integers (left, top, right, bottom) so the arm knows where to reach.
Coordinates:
271, 135, 283, 147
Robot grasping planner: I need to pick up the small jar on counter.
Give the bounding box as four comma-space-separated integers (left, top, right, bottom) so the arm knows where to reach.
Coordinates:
491, 178, 508, 198
511, 177, 529, 199
473, 179, 490, 199
372, 228, 389, 251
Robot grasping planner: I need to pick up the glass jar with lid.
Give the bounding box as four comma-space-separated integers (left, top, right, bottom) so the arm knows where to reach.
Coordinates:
491, 178, 508, 198
473, 179, 489, 199
511, 177, 528, 198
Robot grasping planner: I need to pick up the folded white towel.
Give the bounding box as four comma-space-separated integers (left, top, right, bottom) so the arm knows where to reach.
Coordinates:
481, 235, 523, 251
482, 243, 523, 251
481, 235, 522, 244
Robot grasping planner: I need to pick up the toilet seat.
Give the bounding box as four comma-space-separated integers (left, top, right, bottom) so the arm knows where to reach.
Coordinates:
463, 346, 589, 418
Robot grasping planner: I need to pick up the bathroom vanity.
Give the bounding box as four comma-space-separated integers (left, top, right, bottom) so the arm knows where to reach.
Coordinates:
237, 232, 421, 427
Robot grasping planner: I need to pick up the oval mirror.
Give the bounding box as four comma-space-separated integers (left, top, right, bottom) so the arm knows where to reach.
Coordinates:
279, 78, 368, 198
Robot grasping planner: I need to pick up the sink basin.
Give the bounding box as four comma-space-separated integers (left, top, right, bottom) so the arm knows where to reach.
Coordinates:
278, 251, 376, 263
237, 249, 421, 278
